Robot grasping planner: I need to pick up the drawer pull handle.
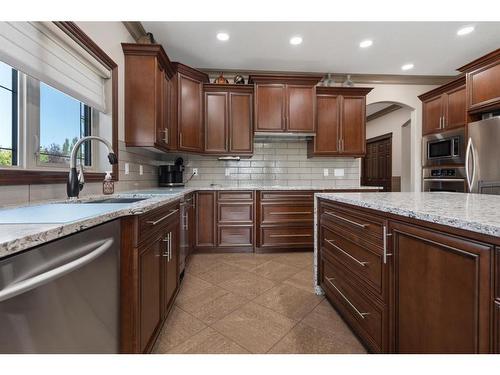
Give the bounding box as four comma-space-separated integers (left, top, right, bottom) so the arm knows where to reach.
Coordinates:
325, 239, 369, 267
269, 211, 312, 215
146, 209, 179, 226
324, 211, 367, 229
269, 234, 312, 238
266, 195, 312, 199
325, 277, 370, 319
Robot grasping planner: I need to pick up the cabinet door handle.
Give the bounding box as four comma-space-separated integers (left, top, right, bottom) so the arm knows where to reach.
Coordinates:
324, 211, 368, 229
161, 128, 168, 143
269, 211, 312, 215
162, 232, 170, 260
269, 234, 312, 238
168, 232, 172, 261
383, 225, 392, 264
146, 209, 179, 226
325, 239, 368, 267
325, 277, 370, 319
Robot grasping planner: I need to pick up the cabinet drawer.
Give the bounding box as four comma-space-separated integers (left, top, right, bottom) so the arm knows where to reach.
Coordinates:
260, 191, 314, 201
218, 226, 253, 247
261, 227, 313, 247
320, 202, 384, 245
321, 257, 385, 352
138, 201, 180, 243
321, 226, 383, 297
218, 203, 254, 224
217, 191, 254, 201
261, 202, 313, 224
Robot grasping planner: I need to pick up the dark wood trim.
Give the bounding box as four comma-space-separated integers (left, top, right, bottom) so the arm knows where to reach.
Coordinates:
203, 83, 254, 93
1, 22, 120, 186
248, 73, 323, 85
172, 62, 209, 83
366, 104, 402, 122
122, 43, 174, 78
316, 86, 373, 96
457, 48, 500, 73
418, 75, 465, 101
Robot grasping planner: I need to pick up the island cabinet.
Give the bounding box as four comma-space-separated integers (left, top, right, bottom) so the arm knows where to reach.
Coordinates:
249, 74, 323, 133
418, 75, 466, 136
120, 200, 180, 353
122, 43, 175, 152
203, 84, 254, 155
458, 48, 500, 114
195, 191, 255, 252
317, 198, 497, 353
308, 87, 373, 157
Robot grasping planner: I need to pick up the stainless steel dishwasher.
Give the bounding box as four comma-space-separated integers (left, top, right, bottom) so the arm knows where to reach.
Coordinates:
0, 220, 120, 353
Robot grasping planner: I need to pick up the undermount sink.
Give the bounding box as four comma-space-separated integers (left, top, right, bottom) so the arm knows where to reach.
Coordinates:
83, 197, 147, 204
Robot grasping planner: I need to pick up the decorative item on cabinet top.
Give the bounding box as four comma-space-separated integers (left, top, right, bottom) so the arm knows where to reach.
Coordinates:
233, 74, 245, 84
248, 73, 324, 85
214, 72, 229, 84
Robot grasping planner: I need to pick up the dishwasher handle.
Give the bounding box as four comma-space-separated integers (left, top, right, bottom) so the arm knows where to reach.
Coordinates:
0, 238, 114, 303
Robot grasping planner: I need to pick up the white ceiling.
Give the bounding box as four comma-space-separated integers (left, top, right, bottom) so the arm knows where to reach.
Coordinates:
142, 22, 500, 75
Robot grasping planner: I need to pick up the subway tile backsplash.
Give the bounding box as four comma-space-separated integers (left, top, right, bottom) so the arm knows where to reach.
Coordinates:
161, 140, 361, 188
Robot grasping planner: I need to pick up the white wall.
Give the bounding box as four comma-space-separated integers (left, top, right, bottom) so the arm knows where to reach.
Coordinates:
358, 83, 438, 191
366, 107, 412, 177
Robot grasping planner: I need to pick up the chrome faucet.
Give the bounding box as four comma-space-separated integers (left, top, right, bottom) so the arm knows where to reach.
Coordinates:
67, 136, 118, 198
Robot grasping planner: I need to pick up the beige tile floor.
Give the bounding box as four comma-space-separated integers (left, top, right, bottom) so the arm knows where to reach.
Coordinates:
153, 252, 366, 354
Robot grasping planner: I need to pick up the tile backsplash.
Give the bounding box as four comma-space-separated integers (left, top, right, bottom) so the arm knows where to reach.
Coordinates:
161, 139, 361, 188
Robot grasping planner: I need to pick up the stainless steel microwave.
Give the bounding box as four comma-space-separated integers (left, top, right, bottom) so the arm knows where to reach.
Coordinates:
422, 128, 465, 167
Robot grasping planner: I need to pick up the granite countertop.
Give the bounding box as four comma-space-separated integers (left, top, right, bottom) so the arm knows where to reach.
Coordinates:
316, 192, 500, 237
0, 185, 379, 259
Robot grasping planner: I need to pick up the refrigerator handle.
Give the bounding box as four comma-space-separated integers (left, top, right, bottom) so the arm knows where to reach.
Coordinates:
465, 137, 476, 192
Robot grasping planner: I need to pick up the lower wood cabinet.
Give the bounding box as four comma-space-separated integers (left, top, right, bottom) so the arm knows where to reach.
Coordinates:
120, 201, 181, 353
317, 198, 497, 353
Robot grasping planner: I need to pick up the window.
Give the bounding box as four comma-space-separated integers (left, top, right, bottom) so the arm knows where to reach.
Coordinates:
0, 59, 101, 171
38, 82, 92, 167
0, 61, 18, 166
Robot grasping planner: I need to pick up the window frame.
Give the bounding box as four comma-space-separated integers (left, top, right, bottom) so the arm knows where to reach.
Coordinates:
0, 64, 19, 167
0, 22, 118, 185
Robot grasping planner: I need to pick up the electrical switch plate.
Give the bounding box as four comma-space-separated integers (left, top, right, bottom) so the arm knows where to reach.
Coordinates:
323, 168, 329, 177
139, 165, 143, 175
334, 168, 345, 177
124, 163, 129, 175
192, 168, 198, 176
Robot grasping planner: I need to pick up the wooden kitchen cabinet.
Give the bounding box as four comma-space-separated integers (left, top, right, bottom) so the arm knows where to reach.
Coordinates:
195, 191, 217, 248
419, 75, 466, 136
249, 74, 322, 133
203, 84, 254, 155
120, 201, 181, 353
173, 63, 209, 152
308, 87, 372, 157
317, 197, 497, 353
122, 43, 175, 152
458, 48, 500, 114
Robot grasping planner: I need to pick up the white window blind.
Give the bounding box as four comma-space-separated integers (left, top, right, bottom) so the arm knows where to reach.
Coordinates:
0, 22, 110, 112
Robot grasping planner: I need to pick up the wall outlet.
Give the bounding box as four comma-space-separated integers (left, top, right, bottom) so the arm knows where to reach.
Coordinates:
225, 168, 231, 177
323, 168, 329, 177
124, 163, 129, 175
192, 168, 198, 176
334, 168, 345, 177
139, 165, 143, 175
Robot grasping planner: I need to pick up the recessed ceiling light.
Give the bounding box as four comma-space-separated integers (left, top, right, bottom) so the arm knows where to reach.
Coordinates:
457, 26, 475, 36
401, 63, 414, 71
289, 36, 303, 45
216, 32, 230, 41
359, 39, 373, 48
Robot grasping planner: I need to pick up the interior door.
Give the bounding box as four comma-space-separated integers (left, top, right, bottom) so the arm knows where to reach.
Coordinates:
287, 85, 315, 132
341, 96, 366, 155
255, 84, 286, 131
422, 95, 443, 135
178, 74, 203, 151
204, 92, 228, 153
314, 94, 340, 154
362, 135, 392, 191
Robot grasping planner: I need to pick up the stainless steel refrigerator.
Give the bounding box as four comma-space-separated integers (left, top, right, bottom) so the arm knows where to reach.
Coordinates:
466, 116, 500, 194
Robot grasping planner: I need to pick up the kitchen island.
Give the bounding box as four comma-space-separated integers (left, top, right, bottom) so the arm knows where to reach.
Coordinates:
314, 192, 500, 354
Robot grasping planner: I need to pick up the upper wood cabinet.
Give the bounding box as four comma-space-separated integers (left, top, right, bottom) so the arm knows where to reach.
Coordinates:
203, 84, 254, 155
172, 62, 209, 153
458, 48, 500, 114
249, 74, 322, 133
419, 75, 466, 136
122, 43, 175, 152
308, 87, 372, 157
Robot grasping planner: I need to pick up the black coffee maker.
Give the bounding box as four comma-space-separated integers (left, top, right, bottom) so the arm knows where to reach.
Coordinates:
159, 157, 185, 187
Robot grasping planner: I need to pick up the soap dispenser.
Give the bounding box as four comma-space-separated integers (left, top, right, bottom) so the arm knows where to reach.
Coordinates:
103, 171, 114, 195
